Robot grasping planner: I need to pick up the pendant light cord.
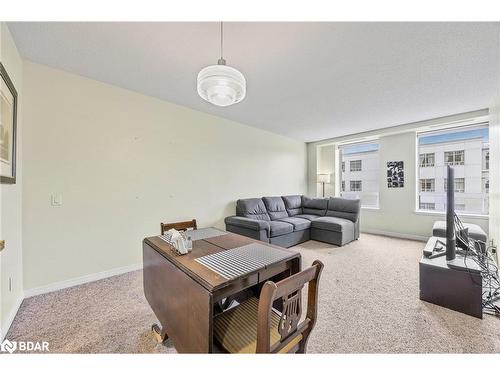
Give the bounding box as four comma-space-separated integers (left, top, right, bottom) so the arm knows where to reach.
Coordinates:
217, 21, 226, 65
220, 21, 224, 60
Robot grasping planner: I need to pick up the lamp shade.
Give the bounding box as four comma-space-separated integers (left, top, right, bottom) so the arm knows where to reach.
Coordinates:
317, 174, 331, 183
197, 64, 246, 107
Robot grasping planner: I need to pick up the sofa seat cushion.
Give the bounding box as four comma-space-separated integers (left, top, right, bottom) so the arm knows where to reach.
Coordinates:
269, 221, 294, 237
432, 221, 487, 242
292, 214, 321, 221
311, 216, 354, 233
276, 217, 311, 231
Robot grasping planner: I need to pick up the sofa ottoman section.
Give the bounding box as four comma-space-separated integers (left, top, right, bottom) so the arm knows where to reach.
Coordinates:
311, 216, 355, 246
326, 197, 361, 240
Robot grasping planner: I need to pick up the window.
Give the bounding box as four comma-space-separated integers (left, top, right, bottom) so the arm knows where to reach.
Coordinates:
419, 153, 435, 167
338, 141, 379, 208
350, 180, 362, 191
419, 202, 435, 210
419, 179, 435, 192
417, 124, 489, 215
455, 178, 465, 193
350, 160, 362, 172
483, 178, 489, 193
444, 178, 465, 193
444, 150, 464, 165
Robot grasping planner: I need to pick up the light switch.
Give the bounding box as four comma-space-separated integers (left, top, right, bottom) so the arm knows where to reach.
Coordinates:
51, 193, 63, 206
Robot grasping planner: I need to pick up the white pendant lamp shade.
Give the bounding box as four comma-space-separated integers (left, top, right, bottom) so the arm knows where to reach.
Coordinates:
197, 64, 246, 107
197, 22, 246, 107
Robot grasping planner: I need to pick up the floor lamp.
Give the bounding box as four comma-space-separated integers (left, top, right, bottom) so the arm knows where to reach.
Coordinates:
317, 174, 331, 198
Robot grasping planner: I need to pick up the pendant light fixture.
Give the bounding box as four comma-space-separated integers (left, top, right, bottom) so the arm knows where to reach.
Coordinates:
197, 22, 246, 107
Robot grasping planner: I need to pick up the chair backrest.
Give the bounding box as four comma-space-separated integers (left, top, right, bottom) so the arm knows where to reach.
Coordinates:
256, 260, 324, 353
160, 219, 197, 235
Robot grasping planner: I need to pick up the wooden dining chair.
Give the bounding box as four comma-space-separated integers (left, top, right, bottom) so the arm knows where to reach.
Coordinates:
160, 219, 197, 235
213, 260, 324, 354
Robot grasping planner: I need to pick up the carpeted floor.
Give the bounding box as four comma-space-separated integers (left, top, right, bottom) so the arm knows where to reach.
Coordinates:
6, 234, 500, 353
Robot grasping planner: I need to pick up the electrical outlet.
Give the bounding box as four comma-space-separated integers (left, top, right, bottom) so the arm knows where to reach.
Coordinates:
51, 193, 63, 206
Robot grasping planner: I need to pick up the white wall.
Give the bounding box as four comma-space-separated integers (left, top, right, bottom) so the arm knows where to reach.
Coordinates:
0, 23, 24, 339
307, 111, 489, 240
317, 145, 334, 197
489, 83, 500, 261
22, 61, 307, 291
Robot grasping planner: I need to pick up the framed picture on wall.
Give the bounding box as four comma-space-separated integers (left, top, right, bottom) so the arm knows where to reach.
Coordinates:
387, 161, 404, 188
0, 62, 18, 184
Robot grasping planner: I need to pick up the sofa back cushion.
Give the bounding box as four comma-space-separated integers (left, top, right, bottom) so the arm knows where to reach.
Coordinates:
301, 196, 328, 216
282, 195, 303, 216
326, 197, 361, 222
236, 198, 271, 221
262, 196, 289, 220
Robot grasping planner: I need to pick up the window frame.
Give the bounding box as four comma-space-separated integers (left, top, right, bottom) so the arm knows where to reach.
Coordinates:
419, 178, 435, 192
350, 180, 362, 192
419, 152, 435, 167
444, 178, 465, 193
349, 160, 362, 172
444, 150, 465, 166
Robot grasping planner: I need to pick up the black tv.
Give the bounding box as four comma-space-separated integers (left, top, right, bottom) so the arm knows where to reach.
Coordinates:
446, 165, 456, 261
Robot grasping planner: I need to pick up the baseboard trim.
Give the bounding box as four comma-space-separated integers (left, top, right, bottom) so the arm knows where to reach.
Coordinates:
1, 293, 25, 341
24, 262, 143, 299
361, 229, 427, 242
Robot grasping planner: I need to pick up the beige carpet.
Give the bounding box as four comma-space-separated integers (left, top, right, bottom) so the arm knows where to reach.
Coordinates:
6, 234, 500, 353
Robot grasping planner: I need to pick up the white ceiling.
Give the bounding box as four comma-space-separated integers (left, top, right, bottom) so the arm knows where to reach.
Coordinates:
8, 22, 500, 142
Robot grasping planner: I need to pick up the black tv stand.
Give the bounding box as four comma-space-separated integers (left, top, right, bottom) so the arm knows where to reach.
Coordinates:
419, 237, 483, 319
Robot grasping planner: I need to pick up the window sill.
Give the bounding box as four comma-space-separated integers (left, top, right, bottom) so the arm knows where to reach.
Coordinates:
361, 206, 380, 211
414, 210, 489, 220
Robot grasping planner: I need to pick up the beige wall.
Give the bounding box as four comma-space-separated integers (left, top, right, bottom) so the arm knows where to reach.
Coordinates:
22, 61, 307, 291
307, 111, 489, 240
0, 23, 24, 339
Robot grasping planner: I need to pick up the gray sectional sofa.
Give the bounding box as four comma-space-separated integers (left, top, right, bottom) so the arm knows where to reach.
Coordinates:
224, 195, 361, 248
